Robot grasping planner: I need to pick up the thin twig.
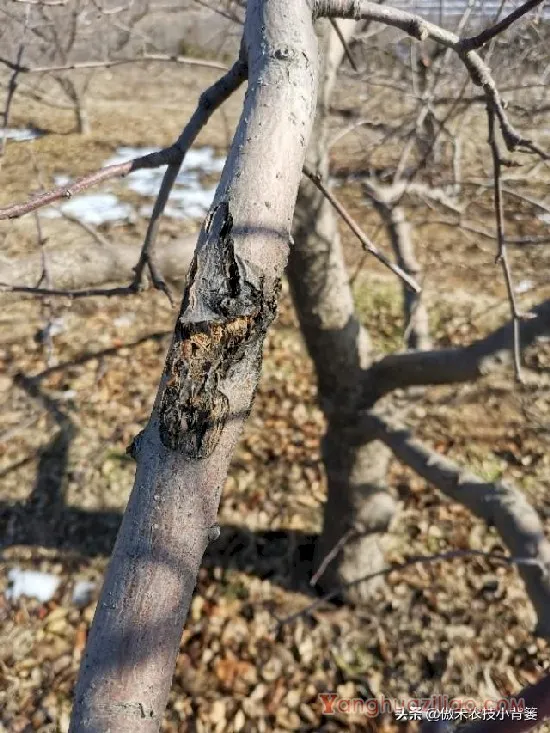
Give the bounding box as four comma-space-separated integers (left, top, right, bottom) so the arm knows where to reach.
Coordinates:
0, 282, 143, 298
31, 330, 170, 382
329, 18, 358, 71
0, 156, 168, 219
277, 549, 543, 627
310, 527, 357, 587
130, 56, 247, 298
315, 1, 550, 160
488, 109, 523, 382
0, 53, 229, 75
0, 4, 30, 157
57, 209, 113, 248
460, 0, 546, 51
0, 58, 247, 302
303, 166, 421, 292
9, 0, 68, 5
33, 210, 58, 366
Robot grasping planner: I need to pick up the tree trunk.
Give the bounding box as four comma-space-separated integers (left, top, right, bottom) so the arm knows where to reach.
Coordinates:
56, 76, 92, 135
371, 197, 431, 350
74, 95, 91, 136
289, 20, 396, 602
69, 2, 319, 730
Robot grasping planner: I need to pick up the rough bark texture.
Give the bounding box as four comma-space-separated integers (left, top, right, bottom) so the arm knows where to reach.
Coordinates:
69, 1, 319, 730
289, 20, 396, 602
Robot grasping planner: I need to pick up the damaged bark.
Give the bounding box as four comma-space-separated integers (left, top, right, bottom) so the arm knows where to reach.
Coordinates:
159, 202, 276, 459
69, 1, 319, 730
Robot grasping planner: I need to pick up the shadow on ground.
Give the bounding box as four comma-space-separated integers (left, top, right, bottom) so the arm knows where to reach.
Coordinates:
0, 423, 319, 598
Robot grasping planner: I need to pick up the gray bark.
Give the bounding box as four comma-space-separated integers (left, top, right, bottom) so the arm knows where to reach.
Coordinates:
69, 1, 319, 730
361, 298, 550, 407
56, 76, 92, 135
289, 20, 396, 601
74, 96, 91, 136
0, 236, 196, 291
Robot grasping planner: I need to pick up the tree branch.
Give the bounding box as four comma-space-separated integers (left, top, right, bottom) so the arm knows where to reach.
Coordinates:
0, 58, 246, 222
488, 108, 523, 381
361, 298, 550, 406
328, 17, 358, 71
460, 0, 546, 51
459, 673, 550, 733
0, 53, 230, 74
129, 54, 247, 297
68, 0, 320, 728
0, 235, 196, 292
314, 0, 549, 159
359, 410, 550, 636
277, 547, 545, 627
303, 165, 421, 292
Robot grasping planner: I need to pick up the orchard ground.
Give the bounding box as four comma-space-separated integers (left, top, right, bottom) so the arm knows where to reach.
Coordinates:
1, 62, 550, 732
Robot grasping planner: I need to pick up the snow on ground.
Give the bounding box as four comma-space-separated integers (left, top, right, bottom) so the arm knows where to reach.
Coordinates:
6, 568, 61, 602
41, 145, 225, 225
1, 128, 43, 142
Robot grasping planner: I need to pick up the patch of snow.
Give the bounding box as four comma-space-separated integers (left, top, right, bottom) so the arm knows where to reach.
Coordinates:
6, 568, 61, 602
539, 213, 550, 225
104, 145, 225, 175
1, 127, 43, 142
45, 316, 66, 337
54, 174, 71, 187
113, 313, 136, 328
36, 316, 66, 344
54, 389, 77, 400
139, 204, 187, 220
72, 580, 96, 607
42, 193, 135, 225
168, 185, 217, 218
516, 280, 534, 294
40, 146, 224, 226
105, 145, 224, 220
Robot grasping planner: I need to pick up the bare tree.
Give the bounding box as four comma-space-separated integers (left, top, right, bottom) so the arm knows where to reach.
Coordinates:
0, 0, 231, 136
1, 0, 550, 730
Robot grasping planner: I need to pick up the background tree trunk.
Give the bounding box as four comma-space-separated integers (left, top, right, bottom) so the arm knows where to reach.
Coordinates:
0, 236, 196, 291
370, 195, 431, 350
289, 20, 397, 601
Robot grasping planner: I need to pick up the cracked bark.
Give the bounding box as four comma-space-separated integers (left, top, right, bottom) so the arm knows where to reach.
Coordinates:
288, 20, 396, 602
69, 1, 319, 730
